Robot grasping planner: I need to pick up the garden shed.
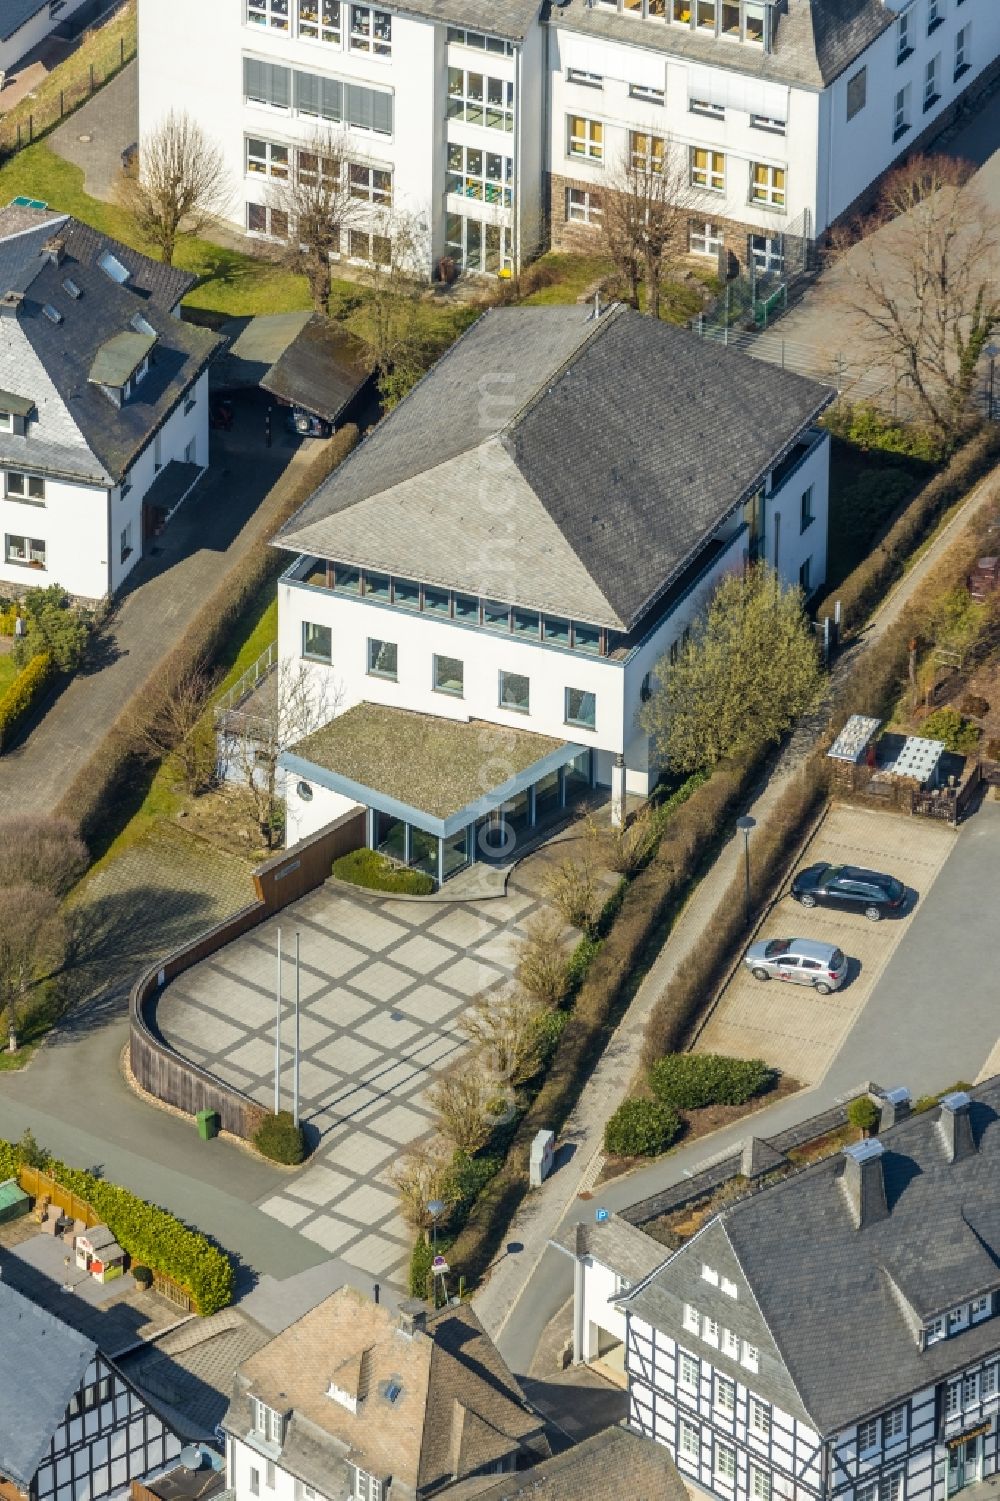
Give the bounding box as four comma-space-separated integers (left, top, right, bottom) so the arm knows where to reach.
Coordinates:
0, 1175, 29, 1224
75, 1223, 125, 1283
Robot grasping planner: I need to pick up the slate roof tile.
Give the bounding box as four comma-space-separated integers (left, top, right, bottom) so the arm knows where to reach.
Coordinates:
0, 1281, 96, 1492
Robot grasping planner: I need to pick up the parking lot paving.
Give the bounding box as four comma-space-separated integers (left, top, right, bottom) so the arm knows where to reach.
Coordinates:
695, 803, 958, 1084
155, 831, 611, 1286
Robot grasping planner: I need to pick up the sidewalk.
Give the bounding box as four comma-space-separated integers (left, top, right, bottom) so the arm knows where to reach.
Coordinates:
472, 456, 1000, 1354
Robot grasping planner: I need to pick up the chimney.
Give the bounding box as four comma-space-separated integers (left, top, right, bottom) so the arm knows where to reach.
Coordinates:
879, 1086, 911, 1130
42, 236, 66, 265
0, 290, 23, 318
574, 1221, 589, 1257
937, 1092, 975, 1163
397, 1298, 428, 1336
841, 1139, 888, 1229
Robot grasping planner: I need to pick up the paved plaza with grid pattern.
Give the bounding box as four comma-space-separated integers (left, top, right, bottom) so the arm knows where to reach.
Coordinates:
155, 847, 606, 1287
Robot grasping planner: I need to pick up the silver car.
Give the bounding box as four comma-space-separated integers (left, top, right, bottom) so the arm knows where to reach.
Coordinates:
744, 937, 848, 995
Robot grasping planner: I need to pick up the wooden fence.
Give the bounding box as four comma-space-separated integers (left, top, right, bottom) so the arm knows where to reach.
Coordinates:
16, 1166, 100, 1228
0, 7, 136, 158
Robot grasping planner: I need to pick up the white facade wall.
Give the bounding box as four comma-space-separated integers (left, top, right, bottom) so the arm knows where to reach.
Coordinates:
581, 1256, 629, 1360
229, 1435, 302, 1501
0, 0, 91, 75
34, 1353, 180, 1501
137, 0, 546, 277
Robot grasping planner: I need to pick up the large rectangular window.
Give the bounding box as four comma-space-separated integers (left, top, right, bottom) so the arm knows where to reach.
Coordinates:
446, 144, 512, 207
629, 130, 664, 172
367, 638, 397, 679
691, 147, 725, 191
247, 0, 289, 30
846, 66, 867, 120
302, 621, 332, 661
448, 69, 514, 131
246, 137, 289, 179
433, 655, 463, 695
751, 162, 785, 207
565, 687, 596, 729
499, 671, 529, 713
298, 0, 341, 42
349, 161, 392, 204
350, 3, 391, 55
243, 57, 292, 108
568, 115, 603, 161
6, 471, 45, 503
5, 534, 45, 566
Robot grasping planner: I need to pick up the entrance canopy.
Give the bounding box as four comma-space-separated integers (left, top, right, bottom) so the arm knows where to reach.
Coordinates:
281, 702, 585, 837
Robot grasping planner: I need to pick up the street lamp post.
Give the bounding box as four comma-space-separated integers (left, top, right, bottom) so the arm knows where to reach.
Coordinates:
427, 1198, 445, 1308
736, 816, 756, 928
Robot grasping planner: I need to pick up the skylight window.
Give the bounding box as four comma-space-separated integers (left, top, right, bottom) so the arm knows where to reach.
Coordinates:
385, 1381, 402, 1404
62, 278, 81, 299
42, 304, 62, 324
98, 250, 130, 285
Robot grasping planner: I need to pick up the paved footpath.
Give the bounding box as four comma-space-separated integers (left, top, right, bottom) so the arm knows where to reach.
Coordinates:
0, 408, 318, 817
475, 458, 1000, 1370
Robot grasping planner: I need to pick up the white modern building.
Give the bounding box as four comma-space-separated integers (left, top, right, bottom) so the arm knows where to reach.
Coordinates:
222, 1287, 550, 1501
0, 204, 216, 605
571, 1081, 1000, 1501
137, 0, 1000, 279
0, 1280, 182, 1501
272, 302, 831, 879
548, 0, 1000, 271
137, 0, 547, 278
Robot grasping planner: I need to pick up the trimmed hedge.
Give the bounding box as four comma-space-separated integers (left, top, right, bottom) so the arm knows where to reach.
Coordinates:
55, 427, 360, 843
813, 425, 1000, 634
649, 1053, 776, 1111
253, 1110, 306, 1164
0, 650, 53, 751
332, 848, 435, 895
604, 1097, 682, 1157
0, 1139, 233, 1314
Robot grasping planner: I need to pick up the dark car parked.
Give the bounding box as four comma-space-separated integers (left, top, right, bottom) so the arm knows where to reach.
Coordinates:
791, 863, 906, 921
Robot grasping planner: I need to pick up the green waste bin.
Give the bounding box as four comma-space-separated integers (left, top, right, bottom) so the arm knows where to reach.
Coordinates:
196, 1109, 220, 1141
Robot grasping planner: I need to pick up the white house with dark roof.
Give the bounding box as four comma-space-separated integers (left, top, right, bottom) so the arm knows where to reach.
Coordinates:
0, 0, 92, 78
0, 205, 217, 604
613, 1080, 1000, 1501
0, 1279, 182, 1501
136, 0, 1000, 278
272, 301, 831, 879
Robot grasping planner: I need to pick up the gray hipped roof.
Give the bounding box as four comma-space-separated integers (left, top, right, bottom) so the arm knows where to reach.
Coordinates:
0, 1281, 96, 1491
552, 0, 895, 90
278, 305, 832, 632
624, 1077, 1000, 1434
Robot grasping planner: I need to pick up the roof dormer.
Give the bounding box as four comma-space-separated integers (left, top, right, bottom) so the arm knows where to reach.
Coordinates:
88, 330, 156, 408
0, 389, 35, 436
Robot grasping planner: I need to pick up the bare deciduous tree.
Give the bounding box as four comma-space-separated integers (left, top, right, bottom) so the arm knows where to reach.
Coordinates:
349, 210, 433, 407
515, 914, 571, 1008
388, 1136, 458, 1233
220, 662, 337, 849
125, 664, 217, 793
460, 988, 544, 1088
601, 135, 702, 318
0, 817, 87, 897
427, 1063, 494, 1155
837, 154, 1000, 445
267, 130, 363, 311
116, 110, 232, 265
0, 885, 66, 1052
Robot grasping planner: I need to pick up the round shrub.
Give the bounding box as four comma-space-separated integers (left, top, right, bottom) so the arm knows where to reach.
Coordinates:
333, 848, 435, 895
960, 693, 990, 718
847, 1096, 881, 1136
920, 708, 981, 754
604, 1098, 682, 1158
131, 1264, 153, 1289
649, 1053, 776, 1111
253, 1110, 306, 1165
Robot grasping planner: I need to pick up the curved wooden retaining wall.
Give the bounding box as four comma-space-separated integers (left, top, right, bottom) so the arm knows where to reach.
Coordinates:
130, 809, 365, 1138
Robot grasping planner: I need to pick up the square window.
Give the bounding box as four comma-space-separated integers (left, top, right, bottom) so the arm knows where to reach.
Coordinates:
302, 621, 332, 661
565, 687, 596, 729
702, 1264, 719, 1285
423, 585, 451, 615
393, 577, 421, 610
751, 162, 785, 208
333, 564, 360, 593
499, 670, 530, 713
573, 622, 601, 654
512, 608, 540, 637
434, 655, 464, 695
453, 593, 479, 621
364, 571, 390, 601
544, 615, 571, 646
691, 146, 725, 191
971, 1294, 991, 1321
690, 220, 723, 257
483, 599, 510, 632
367, 638, 397, 679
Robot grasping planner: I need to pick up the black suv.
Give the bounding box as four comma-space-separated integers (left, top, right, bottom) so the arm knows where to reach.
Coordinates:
791, 863, 906, 921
